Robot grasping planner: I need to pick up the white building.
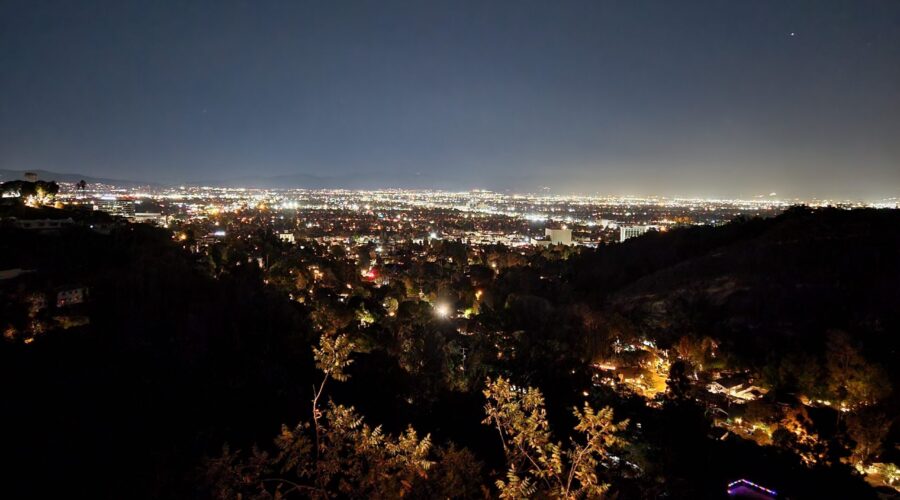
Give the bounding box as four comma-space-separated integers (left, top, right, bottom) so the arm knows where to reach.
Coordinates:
133, 212, 164, 225
544, 227, 573, 245
619, 225, 654, 242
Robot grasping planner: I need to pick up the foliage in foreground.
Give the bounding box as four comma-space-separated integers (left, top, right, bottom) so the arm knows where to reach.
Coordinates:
206, 335, 628, 499
206, 402, 433, 499
205, 333, 434, 498
484, 377, 628, 499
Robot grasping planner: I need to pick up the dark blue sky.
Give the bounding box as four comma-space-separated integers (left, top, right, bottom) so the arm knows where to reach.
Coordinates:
2, 1, 899, 197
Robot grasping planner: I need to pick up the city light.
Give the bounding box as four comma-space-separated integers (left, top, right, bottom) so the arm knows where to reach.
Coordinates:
434, 303, 451, 318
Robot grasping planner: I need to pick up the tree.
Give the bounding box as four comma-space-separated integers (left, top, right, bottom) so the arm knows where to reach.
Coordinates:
873, 463, 900, 488
826, 331, 891, 411
776, 405, 827, 466
847, 411, 891, 465
673, 335, 716, 374
666, 360, 692, 400
274, 403, 433, 498
206, 333, 435, 498
0, 179, 59, 203
483, 377, 628, 499
311, 332, 355, 451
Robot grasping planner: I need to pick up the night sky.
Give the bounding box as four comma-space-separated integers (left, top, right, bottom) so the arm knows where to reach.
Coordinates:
2, 1, 899, 198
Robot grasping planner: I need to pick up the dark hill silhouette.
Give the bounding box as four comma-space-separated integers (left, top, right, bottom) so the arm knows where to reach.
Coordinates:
570, 206, 900, 380
0, 168, 155, 187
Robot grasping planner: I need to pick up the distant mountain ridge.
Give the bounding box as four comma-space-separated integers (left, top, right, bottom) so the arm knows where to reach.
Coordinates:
193, 171, 460, 190
0, 168, 724, 194
193, 171, 569, 192
0, 169, 157, 188
0, 169, 489, 191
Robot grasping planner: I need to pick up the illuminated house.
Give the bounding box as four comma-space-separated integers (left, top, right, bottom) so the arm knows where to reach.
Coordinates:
727, 479, 777, 499
708, 374, 767, 402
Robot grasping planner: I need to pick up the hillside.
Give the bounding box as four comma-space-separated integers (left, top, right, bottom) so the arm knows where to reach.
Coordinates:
0, 169, 154, 187
591, 208, 900, 363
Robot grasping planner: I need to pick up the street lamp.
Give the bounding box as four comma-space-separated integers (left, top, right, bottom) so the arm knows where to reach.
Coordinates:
435, 303, 451, 318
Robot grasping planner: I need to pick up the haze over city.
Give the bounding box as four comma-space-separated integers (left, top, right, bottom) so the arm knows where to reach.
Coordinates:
2, 1, 899, 198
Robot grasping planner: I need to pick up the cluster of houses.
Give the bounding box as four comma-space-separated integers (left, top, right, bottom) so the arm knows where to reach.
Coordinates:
1, 268, 90, 342
591, 338, 769, 409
